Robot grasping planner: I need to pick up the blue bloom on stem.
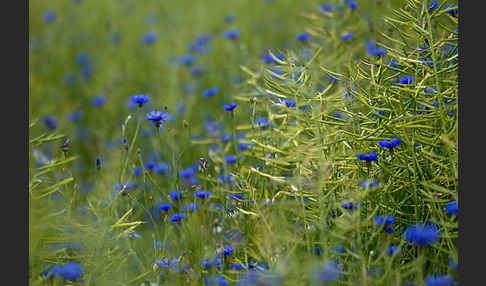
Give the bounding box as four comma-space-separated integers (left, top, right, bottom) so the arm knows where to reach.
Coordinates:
221, 133, 234, 142
420, 58, 434, 67
178, 54, 196, 66
366, 41, 387, 57
68, 111, 82, 122
75, 53, 91, 66
169, 189, 183, 201
131, 94, 149, 107
357, 153, 379, 162
223, 245, 234, 256
283, 98, 296, 108
296, 32, 311, 42
42, 116, 58, 130
341, 33, 353, 41
375, 215, 396, 233
229, 193, 243, 200
225, 155, 238, 164
360, 180, 379, 189
424, 275, 454, 286
64, 73, 77, 85
387, 245, 400, 256
81, 66, 92, 80
169, 213, 186, 222
254, 117, 270, 129
340, 200, 361, 210
404, 222, 441, 246
224, 15, 235, 23
158, 202, 173, 212
43, 11, 57, 23
224, 103, 238, 111
319, 3, 333, 12
146, 111, 168, 128
43, 262, 83, 281
222, 28, 240, 40
92, 95, 106, 107
395, 76, 415, 85
379, 138, 402, 150
237, 143, 253, 152
195, 190, 212, 199
445, 201, 458, 215
261, 52, 285, 64
141, 32, 158, 45
347, 0, 359, 10
429, 1, 439, 11
203, 87, 219, 97
443, 4, 458, 17
132, 167, 143, 176
154, 163, 169, 175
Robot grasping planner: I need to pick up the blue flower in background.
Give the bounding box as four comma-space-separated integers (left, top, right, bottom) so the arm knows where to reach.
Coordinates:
341, 33, 353, 41
225, 155, 238, 164
296, 32, 311, 42
375, 215, 396, 233
141, 32, 158, 45
312, 260, 342, 284
195, 190, 212, 199
92, 95, 106, 107
395, 76, 415, 85
224, 15, 236, 23
203, 87, 220, 97
132, 167, 143, 176
445, 201, 458, 215
220, 133, 234, 142
429, 1, 439, 11
387, 245, 401, 256
169, 189, 183, 201
237, 143, 253, 152
43, 262, 83, 281
366, 41, 387, 57
379, 138, 402, 150
360, 180, 379, 189
319, 3, 333, 13
261, 52, 285, 64
131, 94, 150, 107
424, 275, 454, 286
158, 202, 173, 212
64, 73, 77, 86
229, 193, 243, 200
223, 245, 234, 256
230, 263, 244, 270
224, 103, 238, 111
443, 4, 458, 17
154, 162, 169, 175
254, 117, 270, 129
222, 28, 240, 40
43, 11, 57, 23
42, 116, 58, 130
404, 222, 441, 247
68, 111, 82, 123
420, 58, 434, 67
204, 275, 229, 286
169, 213, 186, 222
178, 54, 197, 66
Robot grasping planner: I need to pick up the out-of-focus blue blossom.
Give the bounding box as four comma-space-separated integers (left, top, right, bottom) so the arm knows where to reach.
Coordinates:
223, 245, 234, 256
169, 213, 186, 222
379, 138, 402, 150
68, 111, 83, 122
203, 87, 220, 97
341, 33, 353, 41
428, 1, 439, 11
182, 202, 200, 212
64, 73, 77, 86
312, 260, 342, 284
222, 28, 240, 40
443, 4, 458, 17
229, 193, 243, 200
445, 201, 458, 215
366, 41, 387, 57
224, 103, 238, 111
283, 98, 296, 108
296, 32, 311, 42
158, 202, 173, 212
404, 222, 441, 247
420, 58, 434, 67
132, 167, 143, 176
237, 143, 253, 152
254, 117, 270, 129
224, 15, 235, 23
387, 245, 401, 256
43, 262, 83, 281
424, 275, 454, 286
43, 11, 57, 23
154, 162, 169, 175
169, 189, 183, 201
394, 76, 415, 85
179, 167, 195, 179
225, 155, 238, 164
146, 111, 168, 127
42, 116, 58, 130
319, 3, 333, 12
340, 200, 361, 210
92, 95, 106, 107
178, 54, 197, 66
81, 65, 92, 80
261, 52, 285, 64
360, 180, 379, 189
357, 153, 379, 162
131, 94, 150, 107
237, 269, 284, 286
204, 275, 229, 286
221, 133, 234, 142
141, 32, 158, 45
195, 190, 212, 199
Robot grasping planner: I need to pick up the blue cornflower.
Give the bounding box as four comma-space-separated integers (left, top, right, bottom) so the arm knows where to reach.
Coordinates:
224, 15, 235, 23
237, 143, 252, 152
155, 257, 180, 268
296, 32, 311, 42
379, 138, 402, 151
92, 95, 106, 107
443, 4, 458, 17
219, 174, 236, 187
95, 158, 102, 169
81, 65, 92, 80
154, 163, 169, 175
42, 116, 58, 130
395, 76, 415, 85
195, 190, 212, 199
230, 263, 244, 270
254, 117, 270, 129
141, 32, 158, 45
387, 245, 401, 256
131, 94, 149, 107
169, 213, 186, 222
333, 245, 345, 253
341, 33, 353, 41
347, 0, 359, 10
225, 155, 238, 164
360, 180, 379, 189
341, 200, 361, 210
445, 201, 458, 215
64, 73, 77, 86
132, 167, 143, 176
169, 189, 183, 201
429, 1, 439, 11
220, 133, 234, 142
178, 54, 196, 66
222, 28, 240, 40
68, 111, 82, 122
203, 87, 220, 97
366, 41, 387, 57
182, 202, 200, 212
375, 215, 396, 233
146, 111, 168, 128
158, 202, 173, 212
319, 3, 333, 12
229, 193, 243, 200
43, 262, 83, 281
312, 260, 342, 284
124, 232, 142, 239
75, 53, 91, 66
404, 222, 441, 246
224, 103, 238, 111
424, 87, 437, 95
179, 167, 195, 179
223, 245, 234, 256
424, 275, 454, 286
357, 153, 379, 162
43, 11, 57, 23
204, 275, 229, 286
261, 52, 285, 64
283, 98, 296, 108
190, 66, 203, 77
